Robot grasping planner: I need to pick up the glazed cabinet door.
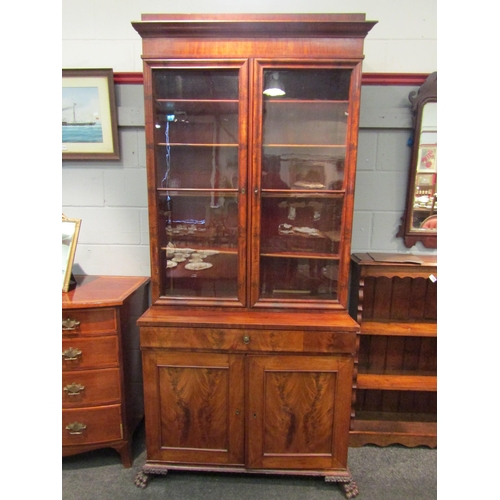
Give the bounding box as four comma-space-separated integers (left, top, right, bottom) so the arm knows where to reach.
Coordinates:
143, 61, 249, 306
250, 62, 362, 309
142, 350, 245, 465
247, 354, 353, 470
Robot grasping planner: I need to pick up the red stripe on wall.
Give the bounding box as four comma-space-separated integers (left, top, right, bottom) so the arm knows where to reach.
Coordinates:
113, 72, 430, 86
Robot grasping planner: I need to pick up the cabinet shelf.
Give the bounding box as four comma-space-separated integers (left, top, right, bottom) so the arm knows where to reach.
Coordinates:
261, 252, 339, 260
350, 414, 437, 448
261, 190, 344, 198
265, 98, 349, 104
158, 188, 238, 193
356, 373, 436, 392
263, 144, 346, 148
155, 99, 239, 115
156, 98, 239, 102
158, 143, 238, 147
161, 246, 237, 253
360, 320, 437, 337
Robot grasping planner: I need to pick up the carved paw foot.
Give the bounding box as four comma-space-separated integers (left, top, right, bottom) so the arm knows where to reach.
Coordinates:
324, 475, 359, 499
341, 480, 359, 499
134, 471, 150, 489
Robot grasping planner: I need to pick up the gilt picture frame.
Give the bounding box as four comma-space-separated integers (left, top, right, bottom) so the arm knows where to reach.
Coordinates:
62, 215, 81, 292
62, 69, 120, 160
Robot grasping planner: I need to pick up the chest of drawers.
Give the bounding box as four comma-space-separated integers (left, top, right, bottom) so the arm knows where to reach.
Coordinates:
62, 275, 149, 467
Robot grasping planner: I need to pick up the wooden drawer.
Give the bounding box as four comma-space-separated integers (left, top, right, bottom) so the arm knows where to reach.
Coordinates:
62, 405, 123, 446
141, 327, 356, 354
62, 308, 118, 336
62, 368, 121, 407
62, 336, 119, 370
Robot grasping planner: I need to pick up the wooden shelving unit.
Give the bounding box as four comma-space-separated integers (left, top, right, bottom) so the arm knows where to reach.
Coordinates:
348, 252, 437, 448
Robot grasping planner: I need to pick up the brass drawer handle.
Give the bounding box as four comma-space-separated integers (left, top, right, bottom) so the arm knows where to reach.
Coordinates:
62, 347, 82, 361
63, 383, 85, 395
66, 422, 87, 435
62, 318, 81, 330
243, 335, 250, 344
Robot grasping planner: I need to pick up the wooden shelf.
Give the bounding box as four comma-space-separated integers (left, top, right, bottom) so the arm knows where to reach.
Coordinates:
350, 416, 437, 447
356, 373, 437, 391
360, 320, 436, 337
157, 143, 238, 147
349, 253, 437, 448
263, 144, 345, 149
264, 99, 349, 104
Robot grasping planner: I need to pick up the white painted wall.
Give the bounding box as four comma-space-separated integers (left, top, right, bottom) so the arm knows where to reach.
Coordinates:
62, 0, 437, 73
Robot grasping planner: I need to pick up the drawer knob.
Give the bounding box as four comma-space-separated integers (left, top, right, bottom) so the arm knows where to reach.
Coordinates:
66, 421, 87, 435
62, 347, 82, 361
62, 318, 81, 331
63, 383, 85, 395
243, 335, 250, 344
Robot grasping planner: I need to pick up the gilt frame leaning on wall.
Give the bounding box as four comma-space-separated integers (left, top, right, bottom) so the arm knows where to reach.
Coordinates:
62, 215, 81, 292
62, 69, 120, 160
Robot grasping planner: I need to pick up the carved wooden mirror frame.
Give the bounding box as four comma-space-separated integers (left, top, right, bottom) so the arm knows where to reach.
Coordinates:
398, 72, 437, 248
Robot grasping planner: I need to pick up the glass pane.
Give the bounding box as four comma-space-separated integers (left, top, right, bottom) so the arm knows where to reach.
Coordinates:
158, 193, 239, 298
159, 193, 239, 249
263, 101, 348, 146
411, 102, 437, 231
260, 257, 339, 300
152, 67, 242, 301
154, 101, 239, 145
260, 196, 342, 256
261, 68, 350, 194
263, 69, 351, 101
153, 69, 239, 100
257, 68, 350, 305
262, 149, 345, 190
164, 250, 238, 298
155, 145, 239, 189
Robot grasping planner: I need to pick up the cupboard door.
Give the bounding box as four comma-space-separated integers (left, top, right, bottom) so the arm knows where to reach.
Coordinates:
142, 350, 245, 465
251, 64, 361, 308
146, 62, 249, 305
247, 354, 353, 470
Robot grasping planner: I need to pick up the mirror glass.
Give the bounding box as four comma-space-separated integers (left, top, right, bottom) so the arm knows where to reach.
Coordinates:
410, 102, 437, 230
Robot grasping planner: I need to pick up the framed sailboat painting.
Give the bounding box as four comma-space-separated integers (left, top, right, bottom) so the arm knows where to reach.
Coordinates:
62, 69, 120, 160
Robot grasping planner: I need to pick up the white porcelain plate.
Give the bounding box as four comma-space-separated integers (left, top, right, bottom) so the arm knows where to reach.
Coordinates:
200, 250, 220, 256
185, 262, 213, 271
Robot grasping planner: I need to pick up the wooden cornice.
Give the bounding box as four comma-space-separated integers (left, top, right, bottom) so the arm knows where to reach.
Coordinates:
113, 72, 429, 86
132, 14, 377, 40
